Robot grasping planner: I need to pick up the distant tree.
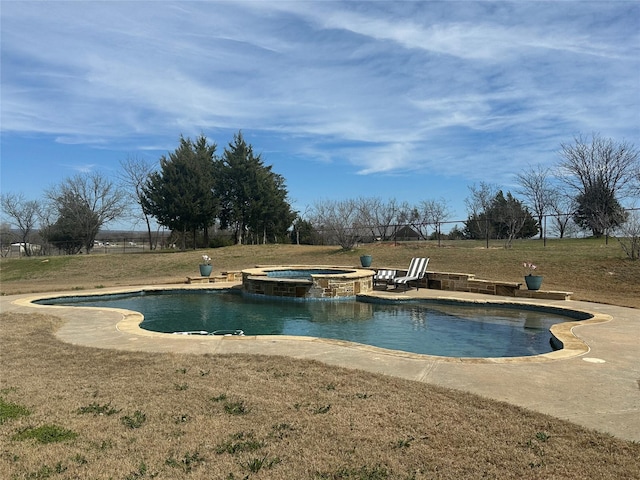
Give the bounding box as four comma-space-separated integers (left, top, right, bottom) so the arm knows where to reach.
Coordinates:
547, 191, 575, 239
633, 167, 640, 196
310, 199, 362, 250
573, 178, 628, 237
393, 201, 416, 240
46, 172, 126, 253
491, 191, 538, 247
119, 156, 159, 249
216, 131, 294, 244
464, 190, 537, 243
44, 201, 97, 254
418, 198, 451, 242
558, 133, 639, 237
0, 222, 16, 256
356, 197, 383, 241
290, 217, 315, 245
0, 193, 40, 256
614, 210, 640, 260
465, 182, 498, 245
253, 171, 296, 244
447, 225, 465, 240
142, 135, 218, 250
356, 197, 405, 241
515, 165, 554, 239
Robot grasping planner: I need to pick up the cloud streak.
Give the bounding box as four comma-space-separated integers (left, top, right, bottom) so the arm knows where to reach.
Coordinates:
1, 1, 638, 210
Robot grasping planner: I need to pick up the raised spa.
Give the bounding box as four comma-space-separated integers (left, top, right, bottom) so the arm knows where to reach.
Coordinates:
242, 266, 374, 299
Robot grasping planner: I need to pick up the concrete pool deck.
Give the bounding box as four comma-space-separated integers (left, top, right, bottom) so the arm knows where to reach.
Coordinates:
1, 283, 639, 442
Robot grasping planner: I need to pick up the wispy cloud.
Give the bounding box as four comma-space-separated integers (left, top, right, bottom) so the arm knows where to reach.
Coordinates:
1, 0, 638, 189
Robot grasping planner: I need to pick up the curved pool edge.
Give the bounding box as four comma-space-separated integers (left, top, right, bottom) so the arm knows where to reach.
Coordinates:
9, 283, 612, 364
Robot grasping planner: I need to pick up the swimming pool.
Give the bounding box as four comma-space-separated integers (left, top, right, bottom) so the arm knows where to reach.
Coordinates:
38, 289, 586, 358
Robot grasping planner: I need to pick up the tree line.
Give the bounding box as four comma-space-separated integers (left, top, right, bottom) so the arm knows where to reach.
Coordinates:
2, 133, 639, 258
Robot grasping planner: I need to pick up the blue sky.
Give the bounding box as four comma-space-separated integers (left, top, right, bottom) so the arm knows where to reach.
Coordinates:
1, 1, 639, 230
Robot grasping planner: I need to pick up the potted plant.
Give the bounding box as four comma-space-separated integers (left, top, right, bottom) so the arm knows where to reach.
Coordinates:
199, 254, 213, 277
523, 262, 543, 290
360, 254, 372, 267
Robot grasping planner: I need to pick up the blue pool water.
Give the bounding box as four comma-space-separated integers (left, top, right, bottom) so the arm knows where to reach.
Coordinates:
38, 290, 583, 357
266, 269, 349, 280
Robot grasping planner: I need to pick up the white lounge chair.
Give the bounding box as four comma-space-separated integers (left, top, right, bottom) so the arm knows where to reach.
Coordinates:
373, 269, 396, 288
393, 257, 429, 291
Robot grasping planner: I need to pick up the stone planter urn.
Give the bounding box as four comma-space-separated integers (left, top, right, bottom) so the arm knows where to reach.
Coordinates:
199, 264, 213, 277
360, 255, 373, 267
524, 275, 543, 290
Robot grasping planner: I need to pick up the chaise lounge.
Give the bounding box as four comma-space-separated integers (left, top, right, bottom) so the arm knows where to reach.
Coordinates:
373, 269, 397, 288
393, 257, 430, 291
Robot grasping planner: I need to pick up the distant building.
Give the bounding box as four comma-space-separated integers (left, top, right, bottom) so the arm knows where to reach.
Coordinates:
10, 242, 42, 256
394, 226, 420, 241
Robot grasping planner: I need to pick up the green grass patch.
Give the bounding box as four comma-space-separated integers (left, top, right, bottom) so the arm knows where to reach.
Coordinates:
120, 410, 146, 429
243, 455, 281, 473
223, 399, 249, 415
313, 404, 331, 414
0, 397, 31, 424
12, 424, 78, 443
124, 462, 153, 480
165, 450, 205, 473
315, 464, 390, 479
76, 401, 121, 416
215, 431, 264, 454
24, 462, 68, 478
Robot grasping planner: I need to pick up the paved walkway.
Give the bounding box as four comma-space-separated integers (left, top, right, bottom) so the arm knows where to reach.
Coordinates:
2, 284, 639, 442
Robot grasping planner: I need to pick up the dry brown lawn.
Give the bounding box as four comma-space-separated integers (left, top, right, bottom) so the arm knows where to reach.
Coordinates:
1, 240, 639, 479
1, 239, 639, 308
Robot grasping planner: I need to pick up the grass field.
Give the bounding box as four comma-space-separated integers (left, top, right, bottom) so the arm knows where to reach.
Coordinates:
1, 240, 639, 479
1, 238, 639, 307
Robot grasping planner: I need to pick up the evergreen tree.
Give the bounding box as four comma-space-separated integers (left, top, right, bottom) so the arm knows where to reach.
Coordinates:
217, 132, 295, 244
142, 135, 218, 250
44, 200, 98, 254
464, 190, 538, 243
574, 178, 627, 237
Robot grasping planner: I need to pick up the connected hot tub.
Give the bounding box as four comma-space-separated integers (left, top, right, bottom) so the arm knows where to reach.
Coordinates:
242, 265, 374, 299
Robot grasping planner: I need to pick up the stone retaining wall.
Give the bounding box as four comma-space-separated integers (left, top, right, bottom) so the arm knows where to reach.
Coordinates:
398, 270, 572, 300
191, 267, 572, 301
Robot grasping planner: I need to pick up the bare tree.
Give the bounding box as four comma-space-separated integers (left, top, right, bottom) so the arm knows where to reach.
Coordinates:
419, 198, 451, 242
0, 222, 16, 257
515, 165, 554, 239
493, 192, 530, 248
614, 210, 640, 260
119, 156, 158, 249
632, 166, 640, 196
558, 133, 639, 237
46, 172, 127, 253
310, 199, 362, 250
465, 182, 498, 246
356, 197, 406, 241
0, 193, 41, 256
547, 191, 575, 239
356, 197, 384, 241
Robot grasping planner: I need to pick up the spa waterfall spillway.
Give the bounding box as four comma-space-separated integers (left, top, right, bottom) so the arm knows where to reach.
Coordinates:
241, 266, 375, 299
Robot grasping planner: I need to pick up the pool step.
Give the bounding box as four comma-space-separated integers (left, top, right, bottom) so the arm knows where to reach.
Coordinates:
515, 290, 573, 301
186, 275, 228, 284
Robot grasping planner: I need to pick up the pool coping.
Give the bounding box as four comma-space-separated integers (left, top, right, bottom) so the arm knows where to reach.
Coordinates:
12, 282, 611, 364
